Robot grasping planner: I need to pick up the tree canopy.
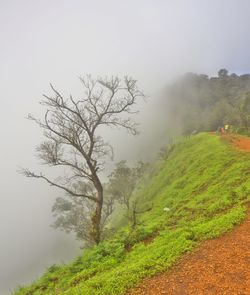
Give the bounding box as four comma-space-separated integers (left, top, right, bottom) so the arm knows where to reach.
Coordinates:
166, 69, 250, 135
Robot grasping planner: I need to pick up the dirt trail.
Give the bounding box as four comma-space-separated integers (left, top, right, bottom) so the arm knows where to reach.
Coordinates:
127, 213, 250, 295
221, 133, 250, 152
127, 135, 250, 295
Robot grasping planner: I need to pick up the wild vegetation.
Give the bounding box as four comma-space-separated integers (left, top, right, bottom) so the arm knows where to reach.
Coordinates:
14, 133, 250, 295
51, 161, 148, 243
166, 69, 250, 135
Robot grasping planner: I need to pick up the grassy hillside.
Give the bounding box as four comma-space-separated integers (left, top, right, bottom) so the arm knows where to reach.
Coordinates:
14, 133, 250, 295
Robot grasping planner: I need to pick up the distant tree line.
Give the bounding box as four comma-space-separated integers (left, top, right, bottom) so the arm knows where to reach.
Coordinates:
166, 69, 250, 135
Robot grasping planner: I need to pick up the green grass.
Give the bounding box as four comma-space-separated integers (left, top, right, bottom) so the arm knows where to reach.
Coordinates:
14, 133, 250, 295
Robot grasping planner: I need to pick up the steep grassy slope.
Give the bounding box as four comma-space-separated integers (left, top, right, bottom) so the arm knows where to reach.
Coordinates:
14, 133, 250, 295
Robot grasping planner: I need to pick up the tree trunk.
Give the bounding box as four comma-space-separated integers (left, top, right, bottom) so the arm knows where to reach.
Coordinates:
91, 188, 103, 244
125, 197, 130, 210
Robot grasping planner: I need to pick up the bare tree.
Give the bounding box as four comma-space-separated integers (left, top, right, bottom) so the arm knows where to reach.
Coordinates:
20, 76, 144, 245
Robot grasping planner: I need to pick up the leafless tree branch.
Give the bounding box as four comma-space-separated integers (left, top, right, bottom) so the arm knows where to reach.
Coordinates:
21, 75, 145, 244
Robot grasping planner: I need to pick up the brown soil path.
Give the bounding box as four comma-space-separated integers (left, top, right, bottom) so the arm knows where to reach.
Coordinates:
222, 133, 250, 152
127, 213, 250, 295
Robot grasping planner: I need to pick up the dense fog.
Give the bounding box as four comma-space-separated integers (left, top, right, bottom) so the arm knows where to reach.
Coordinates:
1, 0, 250, 293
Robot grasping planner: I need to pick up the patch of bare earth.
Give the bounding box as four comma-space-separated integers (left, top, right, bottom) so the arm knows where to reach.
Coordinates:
127, 214, 250, 295
221, 133, 250, 152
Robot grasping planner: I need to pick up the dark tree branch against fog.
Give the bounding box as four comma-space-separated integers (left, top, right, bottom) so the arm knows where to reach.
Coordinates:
20, 76, 144, 245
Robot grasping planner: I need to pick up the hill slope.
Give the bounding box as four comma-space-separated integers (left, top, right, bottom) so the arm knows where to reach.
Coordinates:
14, 133, 250, 295
127, 207, 250, 294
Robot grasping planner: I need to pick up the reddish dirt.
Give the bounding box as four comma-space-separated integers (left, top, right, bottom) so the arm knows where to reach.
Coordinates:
221, 133, 250, 152
127, 213, 250, 295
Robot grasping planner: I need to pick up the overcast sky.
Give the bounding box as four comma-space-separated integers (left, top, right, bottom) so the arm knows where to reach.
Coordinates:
1, 0, 250, 294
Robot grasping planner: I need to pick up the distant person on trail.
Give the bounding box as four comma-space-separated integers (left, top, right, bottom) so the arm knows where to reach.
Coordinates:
217, 126, 224, 134
224, 124, 229, 133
